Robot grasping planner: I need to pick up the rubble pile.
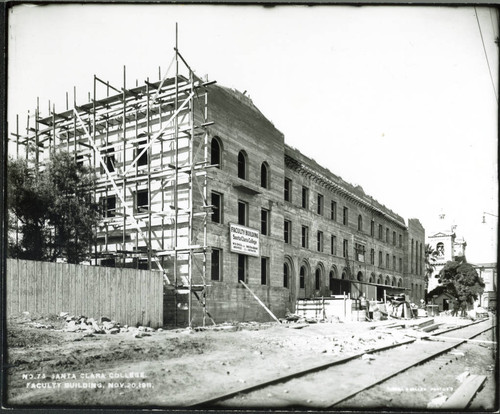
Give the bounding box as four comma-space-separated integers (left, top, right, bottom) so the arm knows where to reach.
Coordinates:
192, 321, 274, 332
27, 312, 159, 338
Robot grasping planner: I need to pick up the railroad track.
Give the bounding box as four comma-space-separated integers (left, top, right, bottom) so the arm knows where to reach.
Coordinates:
189, 317, 495, 409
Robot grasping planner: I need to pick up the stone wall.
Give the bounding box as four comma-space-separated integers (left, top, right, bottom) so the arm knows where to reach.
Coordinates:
164, 282, 291, 326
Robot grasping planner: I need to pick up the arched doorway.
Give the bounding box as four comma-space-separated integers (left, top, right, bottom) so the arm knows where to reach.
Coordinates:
329, 266, 341, 295
284, 255, 296, 311
298, 260, 310, 298
339, 268, 351, 295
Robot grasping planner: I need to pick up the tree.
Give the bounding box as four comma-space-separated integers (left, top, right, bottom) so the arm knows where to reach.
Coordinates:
435, 259, 485, 316
7, 152, 100, 263
424, 243, 438, 291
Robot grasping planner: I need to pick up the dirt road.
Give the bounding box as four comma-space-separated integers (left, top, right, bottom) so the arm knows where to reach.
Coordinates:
5, 312, 496, 409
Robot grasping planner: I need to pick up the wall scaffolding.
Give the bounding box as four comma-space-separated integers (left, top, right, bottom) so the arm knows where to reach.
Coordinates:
10, 43, 217, 328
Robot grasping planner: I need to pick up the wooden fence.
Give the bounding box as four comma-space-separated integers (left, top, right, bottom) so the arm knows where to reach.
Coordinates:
6, 259, 163, 328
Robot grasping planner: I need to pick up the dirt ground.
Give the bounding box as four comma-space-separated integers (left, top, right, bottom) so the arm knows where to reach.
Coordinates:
4, 312, 495, 409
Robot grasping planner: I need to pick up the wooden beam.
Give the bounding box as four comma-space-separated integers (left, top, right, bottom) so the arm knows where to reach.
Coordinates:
425, 335, 497, 345
441, 374, 487, 409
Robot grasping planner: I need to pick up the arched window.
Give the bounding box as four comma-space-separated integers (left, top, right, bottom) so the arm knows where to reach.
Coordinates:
358, 215, 363, 231
357, 271, 363, 282
342, 270, 347, 280
238, 151, 247, 179
211, 137, 222, 168
329, 270, 335, 290
315, 268, 321, 290
283, 263, 289, 288
369, 273, 375, 283
397, 279, 402, 287
377, 275, 383, 285
260, 162, 269, 188
299, 266, 306, 289
385, 276, 390, 286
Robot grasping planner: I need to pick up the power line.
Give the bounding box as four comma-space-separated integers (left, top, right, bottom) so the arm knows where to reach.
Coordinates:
474, 7, 498, 103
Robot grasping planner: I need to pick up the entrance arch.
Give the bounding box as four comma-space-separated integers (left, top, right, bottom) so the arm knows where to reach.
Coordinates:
298, 259, 311, 298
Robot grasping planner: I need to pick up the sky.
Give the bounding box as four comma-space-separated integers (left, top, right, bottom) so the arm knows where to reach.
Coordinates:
7, 4, 498, 263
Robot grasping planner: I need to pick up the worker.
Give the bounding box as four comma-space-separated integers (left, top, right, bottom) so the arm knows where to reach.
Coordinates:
360, 293, 367, 311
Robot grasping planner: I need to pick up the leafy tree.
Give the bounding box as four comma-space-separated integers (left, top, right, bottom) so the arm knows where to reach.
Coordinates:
7, 152, 100, 263
435, 259, 485, 316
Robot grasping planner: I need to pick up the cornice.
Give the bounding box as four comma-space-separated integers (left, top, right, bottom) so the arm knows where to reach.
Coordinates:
285, 154, 407, 229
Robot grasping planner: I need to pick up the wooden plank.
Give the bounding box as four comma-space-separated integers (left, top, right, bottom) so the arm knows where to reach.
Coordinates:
441, 375, 487, 409
85, 265, 93, 318
45, 262, 52, 314
83, 265, 89, 317
86, 265, 92, 318
54, 262, 60, 314
5, 259, 11, 315
121, 268, 128, 326
149, 271, 155, 327
154, 271, 160, 328
116, 267, 123, 324
27, 260, 37, 314
118, 268, 125, 324
121, 268, 127, 324
37, 261, 44, 314
47, 261, 55, 314
91, 265, 98, 319
100, 266, 106, 319
125, 268, 133, 325
44, 262, 49, 314
104, 266, 111, 319
18, 259, 25, 313
426, 336, 497, 345
404, 318, 434, 329
129, 269, 136, 327
157, 272, 163, 328
136, 268, 142, 326
148, 270, 154, 327
64, 264, 71, 314
109, 267, 115, 321
68, 264, 76, 315
61, 263, 68, 312
7, 259, 19, 315
421, 323, 442, 332
126, 269, 132, 326
150, 270, 156, 327
95, 266, 102, 320
126, 268, 132, 325
73, 264, 80, 316
76, 264, 82, 316
142, 270, 148, 326
19, 260, 27, 313
46, 261, 53, 314
55, 263, 62, 313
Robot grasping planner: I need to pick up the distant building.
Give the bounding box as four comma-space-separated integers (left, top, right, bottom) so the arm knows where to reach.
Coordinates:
472, 262, 497, 310
426, 229, 467, 292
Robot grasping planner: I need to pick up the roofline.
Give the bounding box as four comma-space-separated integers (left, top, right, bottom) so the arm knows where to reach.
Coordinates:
284, 145, 407, 229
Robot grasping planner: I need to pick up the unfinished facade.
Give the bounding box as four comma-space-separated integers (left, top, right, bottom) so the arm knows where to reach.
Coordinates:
10, 51, 426, 327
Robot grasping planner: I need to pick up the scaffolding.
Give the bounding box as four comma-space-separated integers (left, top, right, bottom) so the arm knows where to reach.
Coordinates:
9, 40, 216, 328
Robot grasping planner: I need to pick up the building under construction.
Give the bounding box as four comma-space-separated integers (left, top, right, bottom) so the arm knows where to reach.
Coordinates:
10, 48, 426, 327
